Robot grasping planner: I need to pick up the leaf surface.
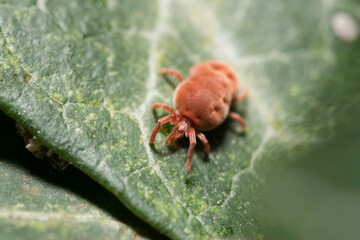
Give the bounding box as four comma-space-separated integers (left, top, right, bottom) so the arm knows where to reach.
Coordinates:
0, 112, 165, 240
0, 0, 359, 239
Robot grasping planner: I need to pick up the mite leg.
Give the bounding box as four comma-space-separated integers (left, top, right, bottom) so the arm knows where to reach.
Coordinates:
228, 112, 246, 131
161, 68, 184, 82
232, 87, 248, 104
196, 131, 210, 153
165, 125, 183, 146
149, 114, 177, 143
185, 127, 196, 174
152, 103, 177, 116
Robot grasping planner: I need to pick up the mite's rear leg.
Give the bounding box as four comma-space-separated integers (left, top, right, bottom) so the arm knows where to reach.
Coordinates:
228, 112, 246, 132
161, 68, 184, 82
196, 131, 210, 153
232, 87, 248, 104
149, 114, 177, 143
185, 127, 196, 174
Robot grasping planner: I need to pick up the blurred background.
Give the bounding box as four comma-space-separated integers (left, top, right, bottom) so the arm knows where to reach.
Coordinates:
261, 109, 360, 240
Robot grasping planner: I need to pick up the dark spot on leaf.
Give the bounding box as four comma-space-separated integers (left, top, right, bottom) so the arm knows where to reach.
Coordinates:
23, 74, 31, 83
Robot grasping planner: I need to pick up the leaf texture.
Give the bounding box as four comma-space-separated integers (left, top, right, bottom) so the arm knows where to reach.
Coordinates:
0, 0, 359, 239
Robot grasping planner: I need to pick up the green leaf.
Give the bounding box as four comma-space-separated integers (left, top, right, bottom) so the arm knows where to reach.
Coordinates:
0, 0, 359, 239
0, 112, 167, 240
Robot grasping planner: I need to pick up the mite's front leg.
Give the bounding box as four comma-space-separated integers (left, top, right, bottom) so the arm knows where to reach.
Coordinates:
149, 114, 177, 143
196, 131, 210, 153
152, 103, 177, 116
185, 127, 196, 174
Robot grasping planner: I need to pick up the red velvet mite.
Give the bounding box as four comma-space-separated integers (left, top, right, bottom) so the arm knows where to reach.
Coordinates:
149, 61, 247, 174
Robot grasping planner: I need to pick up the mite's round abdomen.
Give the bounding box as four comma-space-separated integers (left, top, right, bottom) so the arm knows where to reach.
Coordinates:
174, 73, 233, 131
189, 61, 239, 95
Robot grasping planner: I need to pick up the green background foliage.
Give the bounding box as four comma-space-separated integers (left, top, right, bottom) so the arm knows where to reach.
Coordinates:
0, 0, 359, 239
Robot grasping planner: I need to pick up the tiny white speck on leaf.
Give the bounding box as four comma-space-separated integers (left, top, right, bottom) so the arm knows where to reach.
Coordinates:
331, 12, 359, 43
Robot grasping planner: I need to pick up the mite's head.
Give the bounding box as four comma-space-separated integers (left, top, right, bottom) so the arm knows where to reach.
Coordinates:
165, 117, 192, 145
